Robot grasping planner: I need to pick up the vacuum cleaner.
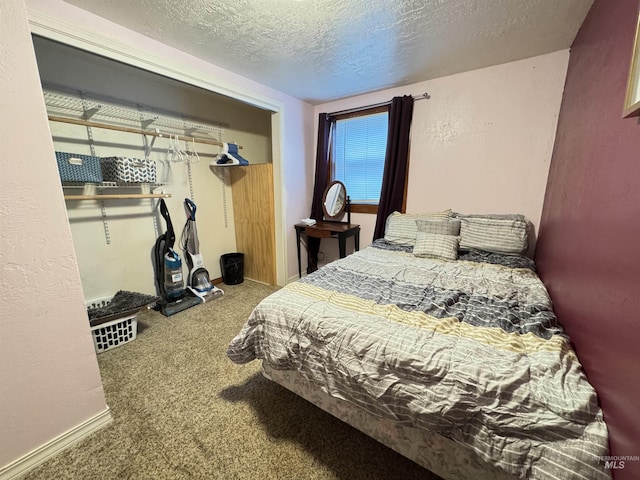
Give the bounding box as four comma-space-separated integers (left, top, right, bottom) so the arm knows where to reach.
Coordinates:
181, 198, 223, 302
153, 199, 202, 316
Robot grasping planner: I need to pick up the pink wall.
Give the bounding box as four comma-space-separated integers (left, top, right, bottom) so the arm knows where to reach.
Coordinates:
0, 0, 108, 471
536, 1, 640, 478
314, 51, 569, 266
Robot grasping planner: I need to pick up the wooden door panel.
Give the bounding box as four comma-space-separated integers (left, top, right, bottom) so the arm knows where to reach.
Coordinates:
230, 164, 276, 285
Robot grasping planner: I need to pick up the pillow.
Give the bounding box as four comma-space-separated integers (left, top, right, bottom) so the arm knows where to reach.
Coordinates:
413, 232, 459, 261
458, 214, 528, 254
384, 209, 452, 246
416, 218, 461, 236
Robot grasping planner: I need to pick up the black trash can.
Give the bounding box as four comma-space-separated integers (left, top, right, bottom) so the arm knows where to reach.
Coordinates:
220, 253, 244, 285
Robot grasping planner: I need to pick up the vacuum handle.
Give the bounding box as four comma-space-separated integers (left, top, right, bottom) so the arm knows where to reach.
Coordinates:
184, 198, 196, 221
159, 199, 175, 248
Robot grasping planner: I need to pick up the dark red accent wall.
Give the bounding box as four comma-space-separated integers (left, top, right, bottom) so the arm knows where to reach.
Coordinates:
536, 1, 640, 478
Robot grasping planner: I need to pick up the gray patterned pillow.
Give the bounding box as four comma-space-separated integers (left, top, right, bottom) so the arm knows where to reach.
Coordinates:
416, 218, 461, 236
458, 214, 528, 254
413, 232, 459, 261
384, 210, 452, 246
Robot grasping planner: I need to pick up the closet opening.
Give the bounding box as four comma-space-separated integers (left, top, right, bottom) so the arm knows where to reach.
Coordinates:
32, 35, 279, 305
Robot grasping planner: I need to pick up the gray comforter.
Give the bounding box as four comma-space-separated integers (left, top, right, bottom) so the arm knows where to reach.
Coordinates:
228, 243, 610, 480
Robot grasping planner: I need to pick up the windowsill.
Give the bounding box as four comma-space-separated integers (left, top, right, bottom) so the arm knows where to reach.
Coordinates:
350, 204, 378, 214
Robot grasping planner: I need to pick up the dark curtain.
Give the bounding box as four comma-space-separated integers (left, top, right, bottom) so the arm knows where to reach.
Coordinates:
372, 95, 415, 240
307, 113, 332, 273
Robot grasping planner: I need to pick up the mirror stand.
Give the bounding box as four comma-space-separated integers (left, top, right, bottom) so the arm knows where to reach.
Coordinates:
324, 194, 351, 225
345, 195, 351, 225
322, 180, 350, 223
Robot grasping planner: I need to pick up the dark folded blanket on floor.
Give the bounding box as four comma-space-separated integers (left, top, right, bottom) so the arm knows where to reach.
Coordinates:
87, 290, 159, 326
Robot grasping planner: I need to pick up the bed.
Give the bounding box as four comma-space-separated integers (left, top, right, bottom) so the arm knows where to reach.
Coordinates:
227, 212, 611, 480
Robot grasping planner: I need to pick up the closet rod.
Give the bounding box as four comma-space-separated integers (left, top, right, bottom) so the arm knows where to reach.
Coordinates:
64, 193, 172, 200
48, 115, 241, 149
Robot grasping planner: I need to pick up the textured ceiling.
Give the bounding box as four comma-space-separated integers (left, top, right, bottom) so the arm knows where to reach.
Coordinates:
63, 0, 593, 104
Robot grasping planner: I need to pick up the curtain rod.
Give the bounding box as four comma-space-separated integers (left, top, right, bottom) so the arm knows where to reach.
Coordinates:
328, 92, 430, 117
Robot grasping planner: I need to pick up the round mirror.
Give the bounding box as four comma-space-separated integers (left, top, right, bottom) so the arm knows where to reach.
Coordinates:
322, 181, 347, 219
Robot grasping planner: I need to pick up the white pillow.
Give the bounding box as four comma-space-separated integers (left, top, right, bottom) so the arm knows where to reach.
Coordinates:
416, 218, 461, 236
458, 214, 528, 254
384, 210, 452, 246
413, 232, 459, 261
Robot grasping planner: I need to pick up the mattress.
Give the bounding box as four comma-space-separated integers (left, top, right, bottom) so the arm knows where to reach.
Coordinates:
261, 363, 518, 480
228, 242, 610, 480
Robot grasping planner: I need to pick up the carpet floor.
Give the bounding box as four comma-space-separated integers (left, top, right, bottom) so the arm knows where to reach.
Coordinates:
24, 281, 438, 480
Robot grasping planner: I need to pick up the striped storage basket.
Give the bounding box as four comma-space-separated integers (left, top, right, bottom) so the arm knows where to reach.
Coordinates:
101, 156, 157, 183
55, 152, 104, 183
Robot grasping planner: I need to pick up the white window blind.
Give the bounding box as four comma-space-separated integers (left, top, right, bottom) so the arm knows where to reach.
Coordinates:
332, 111, 388, 204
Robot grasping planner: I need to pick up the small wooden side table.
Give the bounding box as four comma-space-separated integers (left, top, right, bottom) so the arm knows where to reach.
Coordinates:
294, 221, 361, 278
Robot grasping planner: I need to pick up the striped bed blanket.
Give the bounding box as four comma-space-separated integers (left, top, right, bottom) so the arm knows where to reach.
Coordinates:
227, 242, 610, 480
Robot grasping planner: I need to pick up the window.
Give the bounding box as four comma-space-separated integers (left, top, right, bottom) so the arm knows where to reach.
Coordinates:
330, 106, 389, 213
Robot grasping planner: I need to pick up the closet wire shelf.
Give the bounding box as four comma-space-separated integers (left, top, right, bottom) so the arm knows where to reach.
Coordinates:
62, 181, 168, 188
62, 182, 171, 201
44, 87, 233, 202
43, 89, 229, 146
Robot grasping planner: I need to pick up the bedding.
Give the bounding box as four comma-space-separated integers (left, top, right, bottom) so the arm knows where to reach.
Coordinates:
413, 231, 459, 260
414, 218, 461, 260
383, 209, 452, 246
415, 218, 461, 236
457, 213, 529, 254
228, 241, 610, 480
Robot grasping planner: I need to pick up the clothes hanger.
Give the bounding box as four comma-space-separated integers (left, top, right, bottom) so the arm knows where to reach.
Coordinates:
188, 137, 200, 164
169, 135, 184, 163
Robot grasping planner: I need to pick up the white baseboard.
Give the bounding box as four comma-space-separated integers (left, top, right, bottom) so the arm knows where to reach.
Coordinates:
0, 407, 112, 480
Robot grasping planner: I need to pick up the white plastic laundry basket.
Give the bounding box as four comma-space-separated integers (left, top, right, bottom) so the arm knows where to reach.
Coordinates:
90, 314, 138, 353
86, 296, 138, 353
